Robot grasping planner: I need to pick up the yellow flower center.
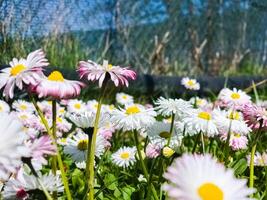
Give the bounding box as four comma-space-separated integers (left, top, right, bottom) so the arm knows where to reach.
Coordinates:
233, 132, 241, 138
231, 92, 240, 99
74, 103, 81, 109
20, 104, 27, 110
109, 105, 115, 110
187, 79, 195, 86
47, 71, 64, 82
198, 183, 223, 200
59, 108, 65, 114
10, 64, 26, 76
120, 152, 130, 159
57, 117, 63, 123
125, 105, 141, 115
0, 105, 3, 112
108, 64, 113, 70
197, 99, 204, 106
19, 115, 28, 120
198, 112, 211, 121
122, 95, 128, 100
94, 103, 98, 109
228, 111, 240, 120
159, 131, 171, 139
77, 139, 88, 151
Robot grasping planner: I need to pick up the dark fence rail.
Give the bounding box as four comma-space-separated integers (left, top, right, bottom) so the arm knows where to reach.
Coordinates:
0, 65, 266, 98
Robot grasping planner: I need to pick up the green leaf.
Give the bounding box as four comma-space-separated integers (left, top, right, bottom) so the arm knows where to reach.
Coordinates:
114, 188, 122, 198
121, 186, 135, 200
71, 169, 85, 194
233, 158, 248, 175
104, 174, 118, 190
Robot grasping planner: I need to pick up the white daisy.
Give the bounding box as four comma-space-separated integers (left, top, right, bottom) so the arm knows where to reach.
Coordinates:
147, 121, 182, 149
183, 109, 219, 137
163, 154, 254, 200
3, 170, 63, 199
110, 104, 156, 131
87, 100, 99, 113
116, 92, 134, 105
218, 88, 251, 108
0, 49, 48, 99
181, 77, 200, 90
189, 97, 208, 108
102, 104, 116, 114
12, 100, 35, 113
111, 146, 136, 168
67, 99, 87, 114
0, 113, 30, 180
154, 97, 192, 117
67, 111, 108, 129
213, 109, 251, 135
0, 100, 10, 113
64, 130, 106, 162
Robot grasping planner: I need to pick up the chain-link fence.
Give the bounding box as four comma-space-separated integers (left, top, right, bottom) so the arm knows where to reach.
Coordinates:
0, 0, 267, 75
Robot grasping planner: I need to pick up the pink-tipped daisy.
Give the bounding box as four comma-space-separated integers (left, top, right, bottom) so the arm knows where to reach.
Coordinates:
220, 131, 248, 151
163, 154, 254, 200
33, 70, 84, 99
77, 60, 136, 87
218, 88, 251, 109
0, 49, 49, 99
242, 103, 267, 131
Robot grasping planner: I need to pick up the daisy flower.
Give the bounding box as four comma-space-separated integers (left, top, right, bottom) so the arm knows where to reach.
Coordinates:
218, 88, 251, 108
154, 97, 192, 117
77, 59, 136, 87
242, 103, 267, 130
183, 109, 219, 137
189, 97, 208, 108
64, 130, 106, 162
13, 111, 38, 128
110, 104, 156, 131
12, 100, 35, 113
111, 146, 137, 168
26, 135, 56, 170
87, 99, 99, 113
220, 131, 248, 151
213, 109, 251, 135
0, 113, 30, 180
181, 77, 200, 90
0, 49, 49, 99
145, 143, 162, 158
0, 100, 10, 113
67, 111, 107, 129
33, 70, 84, 99
67, 99, 87, 114
116, 92, 134, 105
247, 152, 267, 167
56, 116, 72, 133
146, 121, 182, 149
163, 154, 254, 200
3, 170, 63, 199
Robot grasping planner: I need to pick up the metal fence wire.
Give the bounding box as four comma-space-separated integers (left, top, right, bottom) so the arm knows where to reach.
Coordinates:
0, 0, 267, 76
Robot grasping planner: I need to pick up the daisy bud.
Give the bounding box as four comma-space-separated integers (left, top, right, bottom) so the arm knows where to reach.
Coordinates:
163, 147, 175, 158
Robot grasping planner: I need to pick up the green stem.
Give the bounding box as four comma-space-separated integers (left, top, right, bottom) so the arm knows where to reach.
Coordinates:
86, 84, 107, 200
224, 119, 233, 164
167, 113, 175, 146
37, 178, 54, 200
249, 120, 263, 197
192, 133, 200, 153
200, 131, 205, 154
52, 101, 58, 199
30, 96, 72, 200
85, 129, 93, 187
52, 100, 72, 200
134, 130, 159, 200
249, 143, 257, 190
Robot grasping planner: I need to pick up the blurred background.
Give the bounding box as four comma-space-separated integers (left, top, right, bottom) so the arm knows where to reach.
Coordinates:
1, 0, 267, 76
